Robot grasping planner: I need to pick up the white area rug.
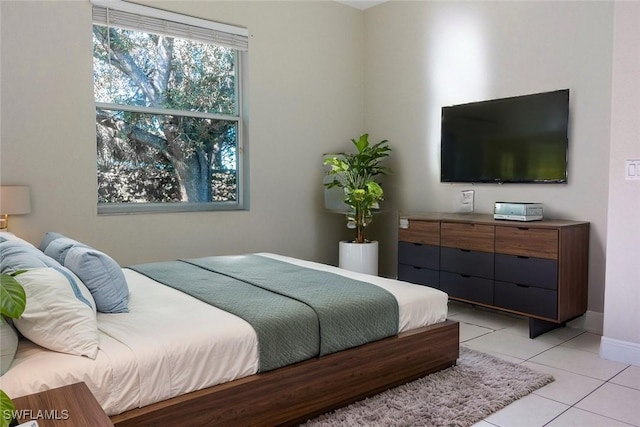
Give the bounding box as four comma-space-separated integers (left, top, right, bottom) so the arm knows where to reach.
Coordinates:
302, 347, 554, 427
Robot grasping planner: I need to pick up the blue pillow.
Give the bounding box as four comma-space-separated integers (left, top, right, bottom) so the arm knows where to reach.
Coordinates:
63, 245, 129, 313
39, 232, 129, 314
43, 237, 85, 265
0, 241, 61, 274
39, 231, 67, 252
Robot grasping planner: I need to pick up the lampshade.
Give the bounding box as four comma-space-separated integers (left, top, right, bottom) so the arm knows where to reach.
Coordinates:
0, 186, 31, 230
0, 186, 31, 215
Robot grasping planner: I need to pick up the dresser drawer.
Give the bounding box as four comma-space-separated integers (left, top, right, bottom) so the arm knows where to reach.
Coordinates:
495, 226, 558, 259
398, 264, 440, 288
441, 222, 494, 252
494, 281, 557, 319
440, 247, 494, 279
398, 241, 439, 270
399, 220, 440, 245
495, 254, 558, 290
440, 272, 493, 305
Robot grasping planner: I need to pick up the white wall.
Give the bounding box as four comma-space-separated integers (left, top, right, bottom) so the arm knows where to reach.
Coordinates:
363, 1, 614, 316
3, 2, 635, 357
601, 2, 640, 366
0, 1, 364, 266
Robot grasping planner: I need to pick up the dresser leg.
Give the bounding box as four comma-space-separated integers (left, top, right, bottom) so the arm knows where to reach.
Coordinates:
529, 318, 564, 338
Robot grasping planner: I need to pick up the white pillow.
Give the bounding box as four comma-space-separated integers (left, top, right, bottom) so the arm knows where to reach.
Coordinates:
12, 267, 99, 359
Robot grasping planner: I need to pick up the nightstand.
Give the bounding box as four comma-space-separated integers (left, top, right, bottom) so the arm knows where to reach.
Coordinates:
11, 382, 114, 427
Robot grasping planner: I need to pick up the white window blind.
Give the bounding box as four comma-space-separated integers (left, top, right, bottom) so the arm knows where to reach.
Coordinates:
92, 0, 248, 51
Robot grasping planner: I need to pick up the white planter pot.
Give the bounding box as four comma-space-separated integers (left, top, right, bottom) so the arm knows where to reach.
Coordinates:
339, 240, 378, 276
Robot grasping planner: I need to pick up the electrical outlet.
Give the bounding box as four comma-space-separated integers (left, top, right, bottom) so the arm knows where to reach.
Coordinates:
626, 160, 640, 180
456, 190, 474, 213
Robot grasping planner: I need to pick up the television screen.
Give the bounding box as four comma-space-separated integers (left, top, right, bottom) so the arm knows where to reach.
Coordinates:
440, 89, 569, 183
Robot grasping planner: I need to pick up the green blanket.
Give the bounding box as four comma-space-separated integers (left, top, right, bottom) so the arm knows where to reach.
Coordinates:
130, 254, 399, 372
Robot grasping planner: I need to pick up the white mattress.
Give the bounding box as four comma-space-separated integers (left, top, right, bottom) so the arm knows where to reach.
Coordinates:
0, 253, 448, 416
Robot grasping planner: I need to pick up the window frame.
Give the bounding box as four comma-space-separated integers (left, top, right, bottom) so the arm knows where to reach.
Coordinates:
92, 0, 249, 215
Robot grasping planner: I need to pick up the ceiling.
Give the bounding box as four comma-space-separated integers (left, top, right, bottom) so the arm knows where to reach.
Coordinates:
336, 1, 388, 10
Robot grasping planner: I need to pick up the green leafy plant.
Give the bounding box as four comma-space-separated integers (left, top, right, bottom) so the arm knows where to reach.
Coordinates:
324, 134, 391, 243
1, 272, 26, 427
1, 273, 26, 319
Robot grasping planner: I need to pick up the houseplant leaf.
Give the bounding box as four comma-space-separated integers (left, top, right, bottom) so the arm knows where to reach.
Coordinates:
0, 273, 26, 319
0, 389, 16, 427
323, 134, 391, 243
0, 272, 26, 427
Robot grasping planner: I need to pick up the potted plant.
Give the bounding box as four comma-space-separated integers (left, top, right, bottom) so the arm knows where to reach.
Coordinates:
323, 133, 391, 274
1, 272, 26, 427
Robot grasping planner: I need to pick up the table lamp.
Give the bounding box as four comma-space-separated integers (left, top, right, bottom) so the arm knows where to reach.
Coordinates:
0, 186, 31, 230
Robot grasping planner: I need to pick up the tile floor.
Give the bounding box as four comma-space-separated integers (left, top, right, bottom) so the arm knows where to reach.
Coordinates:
446, 302, 640, 427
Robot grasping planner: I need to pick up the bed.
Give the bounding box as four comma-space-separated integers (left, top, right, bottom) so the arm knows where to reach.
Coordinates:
0, 232, 459, 426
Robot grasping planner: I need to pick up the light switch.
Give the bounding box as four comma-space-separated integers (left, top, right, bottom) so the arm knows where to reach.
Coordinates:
626, 160, 640, 180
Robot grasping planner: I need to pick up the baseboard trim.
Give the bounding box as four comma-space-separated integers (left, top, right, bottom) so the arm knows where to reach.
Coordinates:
600, 336, 640, 366
567, 310, 604, 335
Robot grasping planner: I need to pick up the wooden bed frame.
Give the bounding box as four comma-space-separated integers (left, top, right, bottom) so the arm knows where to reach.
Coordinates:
111, 319, 459, 427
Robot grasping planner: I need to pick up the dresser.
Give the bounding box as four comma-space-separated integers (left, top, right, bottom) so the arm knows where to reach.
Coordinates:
398, 213, 589, 338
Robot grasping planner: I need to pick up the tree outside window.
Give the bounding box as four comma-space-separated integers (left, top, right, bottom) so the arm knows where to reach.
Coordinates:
93, 22, 244, 213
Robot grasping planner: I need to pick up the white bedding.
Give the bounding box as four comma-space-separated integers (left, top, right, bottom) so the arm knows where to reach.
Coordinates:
0, 253, 448, 416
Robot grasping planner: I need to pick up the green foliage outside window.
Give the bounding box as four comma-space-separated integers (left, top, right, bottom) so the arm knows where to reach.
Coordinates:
93, 25, 241, 207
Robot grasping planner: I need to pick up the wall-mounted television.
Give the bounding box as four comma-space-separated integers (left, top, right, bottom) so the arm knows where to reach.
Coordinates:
440, 89, 569, 184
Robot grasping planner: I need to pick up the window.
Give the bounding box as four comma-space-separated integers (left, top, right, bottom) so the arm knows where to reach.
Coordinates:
92, 1, 248, 214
